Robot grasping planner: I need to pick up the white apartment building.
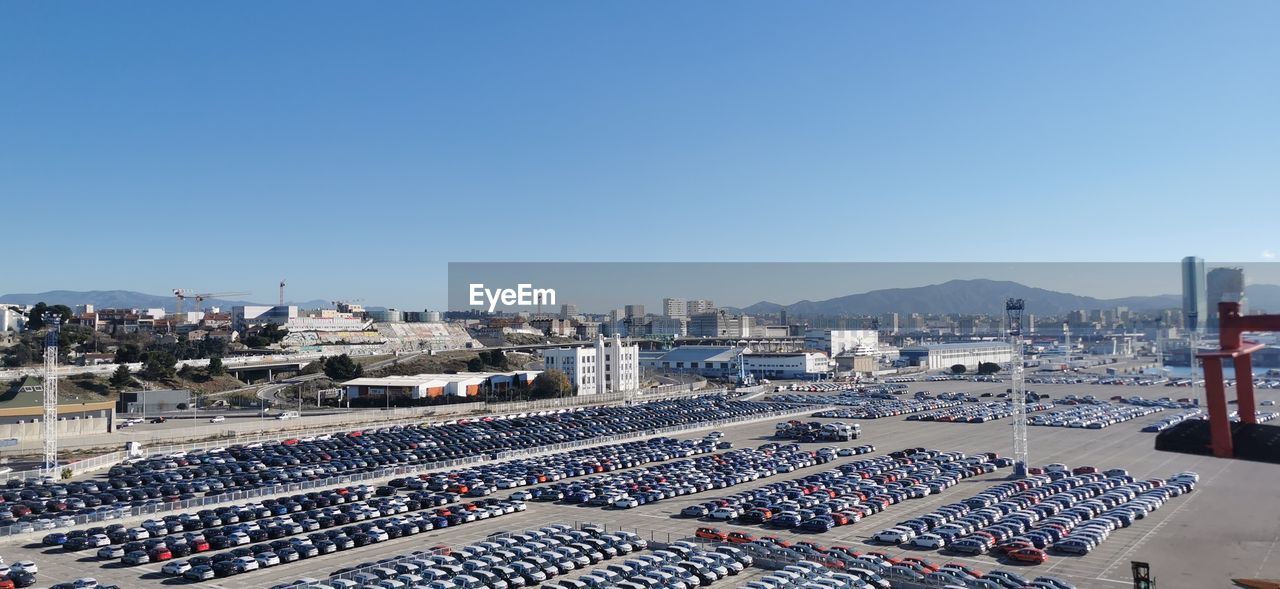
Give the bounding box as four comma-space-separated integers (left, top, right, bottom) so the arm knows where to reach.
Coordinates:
662, 298, 687, 318
542, 334, 640, 394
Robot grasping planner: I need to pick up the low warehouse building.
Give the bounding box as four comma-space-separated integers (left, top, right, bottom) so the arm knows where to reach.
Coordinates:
341, 371, 540, 404
900, 342, 1013, 370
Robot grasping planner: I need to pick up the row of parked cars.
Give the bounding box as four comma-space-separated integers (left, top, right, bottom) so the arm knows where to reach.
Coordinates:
907, 401, 1055, 424
385, 436, 726, 498
162, 496, 525, 581
872, 465, 1198, 567
1028, 403, 1162, 429
45, 484, 386, 552
790, 393, 965, 420
731, 534, 1076, 589
517, 444, 829, 511
684, 448, 1007, 536
0, 397, 801, 531
281, 524, 755, 589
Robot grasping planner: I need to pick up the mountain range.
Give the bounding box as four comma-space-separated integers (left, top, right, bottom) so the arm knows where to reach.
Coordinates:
729, 279, 1280, 317
0, 290, 332, 312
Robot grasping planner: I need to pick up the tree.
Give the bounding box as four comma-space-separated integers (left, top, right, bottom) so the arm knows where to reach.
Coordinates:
114, 344, 143, 364
950, 364, 967, 374
977, 362, 1002, 375
25, 302, 72, 331
532, 369, 572, 398
109, 365, 133, 390
261, 323, 288, 344
483, 350, 508, 370
323, 354, 363, 381
467, 358, 485, 372
207, 357, 225, 376
178, 363, 195, 378
3, 343, 34, 367
142, 350, 178, 380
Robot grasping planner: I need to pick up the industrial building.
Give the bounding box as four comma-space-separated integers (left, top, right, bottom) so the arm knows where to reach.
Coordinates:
0, 379, 115, 440
741, 351, 831, 378
641, 345, 745, 378
804, 328, 878, 356
542, 335, 640, 394
341, 371, 540, 403
117, 389, 192, 414
899, 341, 1013, 370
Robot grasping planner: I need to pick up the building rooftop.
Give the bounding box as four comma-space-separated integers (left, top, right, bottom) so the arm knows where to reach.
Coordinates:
651, 345, 747, 364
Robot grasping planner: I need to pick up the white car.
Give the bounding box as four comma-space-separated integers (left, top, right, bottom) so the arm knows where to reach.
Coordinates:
910, 534, 946, 549
256, 552, 281, 567
12, 560, 38, 574
710, 507, 738, 520
235, 556, 260, 572
614, 497, 639, 509
209, 415, 226, 423
162, 561, 191, 575
873, 528, 914, 544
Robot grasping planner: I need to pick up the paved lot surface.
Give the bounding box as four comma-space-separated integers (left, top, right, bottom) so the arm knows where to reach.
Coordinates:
6, 380, 1280, 588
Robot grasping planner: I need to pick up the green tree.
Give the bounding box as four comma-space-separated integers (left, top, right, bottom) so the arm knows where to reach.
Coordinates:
178, 363, 196, 378
25, 303, 73, 331
977, 362, 1002, 375
142, 350, 178, 380
261, 323, 288, 343
3, 343, 34, 367
114, 344, 143, 364
532, 369, 572, 398
467, 357, 485, 372
207, 356, 225, 376
109, 365, 133, 390
950, 364, 967, 374
485, 350, 509, 370
323, 354, 364, 381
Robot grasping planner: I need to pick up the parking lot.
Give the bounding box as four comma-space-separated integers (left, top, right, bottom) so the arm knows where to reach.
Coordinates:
3, 379, 1279, 588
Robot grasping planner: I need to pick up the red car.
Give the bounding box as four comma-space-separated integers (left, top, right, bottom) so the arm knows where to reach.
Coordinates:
727, 531, 755, 544
1007, 548, 1048, 564
695, 527, 727, 541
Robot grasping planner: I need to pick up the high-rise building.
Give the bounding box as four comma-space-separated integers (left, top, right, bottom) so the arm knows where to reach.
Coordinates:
662, 298, 687, 318
624, 304, 645, 319
542, 335, 640, 394
687, 299, 715, 315
559, 304, 578, 319
1182, 256, 1207, 331
1206, 267, 1246, 328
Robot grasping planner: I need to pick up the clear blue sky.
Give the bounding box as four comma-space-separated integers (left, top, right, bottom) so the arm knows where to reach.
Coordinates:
3, 1, 1277, 309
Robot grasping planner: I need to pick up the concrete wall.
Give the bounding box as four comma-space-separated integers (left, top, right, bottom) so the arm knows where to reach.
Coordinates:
0, 414, 112, 440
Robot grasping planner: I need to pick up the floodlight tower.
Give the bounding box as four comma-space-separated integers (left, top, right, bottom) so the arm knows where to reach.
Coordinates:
1006, 298, 1028, 478
43, 313, 61, 474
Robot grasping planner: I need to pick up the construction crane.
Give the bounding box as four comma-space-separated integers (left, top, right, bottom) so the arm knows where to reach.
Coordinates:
42, 313, 60, 474
1006, 298, 1028, 478
173, 289, 251, 314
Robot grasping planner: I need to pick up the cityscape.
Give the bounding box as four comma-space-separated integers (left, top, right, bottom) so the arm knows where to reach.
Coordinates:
2, 3, 1279, 589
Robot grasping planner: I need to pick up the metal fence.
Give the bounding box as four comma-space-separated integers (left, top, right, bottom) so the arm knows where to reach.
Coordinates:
0, 402, 824, 540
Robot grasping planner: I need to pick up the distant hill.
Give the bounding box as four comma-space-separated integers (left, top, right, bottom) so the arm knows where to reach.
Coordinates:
733, 279, 1186, 316
0, 290, 332, 311
1245, 284, 1280, 313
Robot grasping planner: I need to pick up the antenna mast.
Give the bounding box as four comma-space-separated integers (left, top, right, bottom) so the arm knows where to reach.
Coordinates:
43, 313, 61, 474
1006, 298, 1028, 478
